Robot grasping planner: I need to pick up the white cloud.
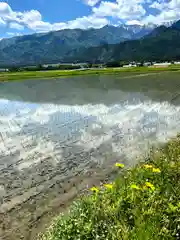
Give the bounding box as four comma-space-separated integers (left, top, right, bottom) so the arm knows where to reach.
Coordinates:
1, 0, 180, 35
0, 2, 108, 33
28, 21, 52, 32
84, 0, 101, 6
169, 0, 180, 9
9, 22, 24, 30
91, 0, 180, 26
62, 15, 109, 29
0, 2, 11, 25
92, 2, 119, 17
143, 0, 180, 24
126, 20, 143, 26
52, 22, 67, 30
0, 2, 42, 28
0, 2, 12, 15
28, 15, 109, 32
150, 1, 166, 10
19, 10, 42, 23
143, 10, 180, 25
0, 18, 5, 25
7, 32, 23, 37
93, 0, 146, 20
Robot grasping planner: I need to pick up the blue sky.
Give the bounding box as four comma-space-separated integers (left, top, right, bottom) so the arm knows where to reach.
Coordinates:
0, 0, 179, 39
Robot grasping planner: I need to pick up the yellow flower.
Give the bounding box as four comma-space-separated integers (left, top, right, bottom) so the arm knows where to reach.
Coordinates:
130, 184, 141, 190
142, 185, 147, 191
152, 168, 161, 173
115, 163, 125, 168
104, 183, 113, 190
90, 186, 99, 193
112, 204, 116, 209
145, 182, 155, 191
144, 164, 153, 169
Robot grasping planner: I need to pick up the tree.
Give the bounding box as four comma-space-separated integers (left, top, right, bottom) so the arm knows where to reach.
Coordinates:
37, 64, 43, 70
105, 61, 120, 68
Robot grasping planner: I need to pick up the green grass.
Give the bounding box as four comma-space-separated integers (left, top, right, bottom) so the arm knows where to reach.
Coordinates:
1, 65, 180, 81
41, 136, 180, 240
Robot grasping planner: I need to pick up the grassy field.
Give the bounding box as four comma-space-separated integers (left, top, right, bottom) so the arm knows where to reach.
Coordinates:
1, 65, 180, 81
41, 136, 180, 240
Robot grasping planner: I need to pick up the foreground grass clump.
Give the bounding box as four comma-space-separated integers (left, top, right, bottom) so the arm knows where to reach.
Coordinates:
42, 137, 180, 240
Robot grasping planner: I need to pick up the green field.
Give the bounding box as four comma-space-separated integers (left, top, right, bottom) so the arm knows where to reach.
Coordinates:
41, 136, 180, 240
1, 65, 180, 81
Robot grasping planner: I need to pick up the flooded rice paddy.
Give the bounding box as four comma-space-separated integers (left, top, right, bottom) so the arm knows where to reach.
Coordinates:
0, 72, 180, 239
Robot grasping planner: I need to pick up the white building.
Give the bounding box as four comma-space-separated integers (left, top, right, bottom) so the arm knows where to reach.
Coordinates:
144, 62, 152, 66
152, 62, 171, 67
123, 64, 137, 68
0, 68, 9, 72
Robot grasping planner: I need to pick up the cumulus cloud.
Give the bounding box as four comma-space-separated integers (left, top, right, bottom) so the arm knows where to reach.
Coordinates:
83, 0, 101, 6
62, 15, 109, 29
0, 2, 108, 32
0, 18, 5, 26
30, 15, 109, 32
92, 2, 119, 17
0, 3, 43, 29
150, 1, 166, 10
9, 22, 24, 30
7, 32, 23, 37
1, 0, 180, 35
92, 0, 180, 26
126, 20, 143, 26
144, 0, 180, 24
93, 0, 146, 20
0, 2, 12, 15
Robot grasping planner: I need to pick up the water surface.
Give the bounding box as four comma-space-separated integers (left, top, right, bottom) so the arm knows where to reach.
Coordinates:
0, 72, 180, 239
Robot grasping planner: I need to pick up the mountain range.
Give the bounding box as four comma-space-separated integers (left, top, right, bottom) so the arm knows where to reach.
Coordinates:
0, 24, 156, 66
64, 20, 180, 63
0, 21, 180, 66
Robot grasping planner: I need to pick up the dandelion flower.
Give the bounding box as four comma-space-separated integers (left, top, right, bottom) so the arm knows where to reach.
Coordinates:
90, 186, 99, 193
104, 183, 113, 190
115, 163, 125, 168
145, 182, 155, 191
142, 185, 147, 191
152, 168, 161, 173
130, 184, 141, 190
144, 164, 153, 169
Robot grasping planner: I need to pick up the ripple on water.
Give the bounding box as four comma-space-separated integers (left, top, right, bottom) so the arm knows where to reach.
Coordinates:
1, 92, 180, 240
0, 99, 179, 170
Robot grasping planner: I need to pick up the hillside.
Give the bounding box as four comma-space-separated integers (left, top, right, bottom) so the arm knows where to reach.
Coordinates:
1, 21, 180, 66
0, 24, 155, 66
65, 21, 180, 63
